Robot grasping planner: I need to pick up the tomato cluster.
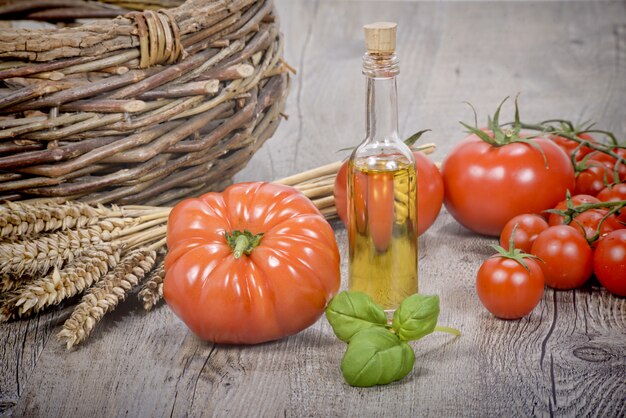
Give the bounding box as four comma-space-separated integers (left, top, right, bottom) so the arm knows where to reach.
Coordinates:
478, 193, 626, 319
457, 101, 626, 320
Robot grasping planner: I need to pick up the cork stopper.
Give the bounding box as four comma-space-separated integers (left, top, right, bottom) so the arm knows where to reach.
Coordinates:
363, 22, 397, 54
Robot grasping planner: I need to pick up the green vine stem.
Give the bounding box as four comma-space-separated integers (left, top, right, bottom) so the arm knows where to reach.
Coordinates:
546, 197, 626, 244
518, 121, 625, 160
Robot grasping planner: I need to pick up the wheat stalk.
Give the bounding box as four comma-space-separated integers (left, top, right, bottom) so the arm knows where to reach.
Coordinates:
58, 248, 157, 349
0, 243, 123, 322
0, 218, 129, 278
138, 259, 165, 311
0, 201, 119, 240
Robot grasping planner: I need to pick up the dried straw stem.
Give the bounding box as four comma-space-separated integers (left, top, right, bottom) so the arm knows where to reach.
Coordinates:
58, 247, 157, 349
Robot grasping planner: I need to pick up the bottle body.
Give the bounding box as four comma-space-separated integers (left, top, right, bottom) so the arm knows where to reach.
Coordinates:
347, 49, 418, 310
348, 153, 418, 310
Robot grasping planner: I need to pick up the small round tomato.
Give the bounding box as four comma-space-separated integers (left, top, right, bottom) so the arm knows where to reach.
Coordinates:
476, 256, 544, 319
334, 151, 444, 237
530, 225, 593, 290
588, 150, 626, 183
549, 132, 595, 161
500, 214, 549, 253
574, 162, 612, 196
594, 229, 626, 297
569, 209, 620, 242
597, 184, 626, 225
548, 194, 600, 226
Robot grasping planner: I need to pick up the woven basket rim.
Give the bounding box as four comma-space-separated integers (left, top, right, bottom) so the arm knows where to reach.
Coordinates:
0, 0, 259, 63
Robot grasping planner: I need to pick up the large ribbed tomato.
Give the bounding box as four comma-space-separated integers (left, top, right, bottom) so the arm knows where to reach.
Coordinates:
442, 133, 575, 236
164, 182, 341, 344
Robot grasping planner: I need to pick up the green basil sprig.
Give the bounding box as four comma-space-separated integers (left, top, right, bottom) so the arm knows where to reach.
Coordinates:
326, 291, 460, 387
325, 291, 388, 342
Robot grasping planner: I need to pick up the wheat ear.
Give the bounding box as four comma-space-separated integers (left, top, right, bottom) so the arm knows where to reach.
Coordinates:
0, 201, 117, 240
58, 248, 157, 349
0, 243, 123, 321
0, 217, 138, 294
138, 259, 166, 311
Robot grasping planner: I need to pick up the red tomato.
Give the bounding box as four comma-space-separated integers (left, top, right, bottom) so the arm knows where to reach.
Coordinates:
530, 225, 593, 289
334, 151, 444, 237
476, 256, 544, 319
164, 182, 341, 344
597, 183, 626, 225
499, 214, 549, 253
588, 150, 626, 183
574, 162, 613, 196
569, 209, 620, 241
548, 194, 600, 226
442, 133, 575, 236
549, 132, 595, 161
593, 229, 626, 297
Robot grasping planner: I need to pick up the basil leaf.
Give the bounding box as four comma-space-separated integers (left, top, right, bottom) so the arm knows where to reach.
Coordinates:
340, 328, 415, 387
325, 291, 388, 342
392, 294, 440, 341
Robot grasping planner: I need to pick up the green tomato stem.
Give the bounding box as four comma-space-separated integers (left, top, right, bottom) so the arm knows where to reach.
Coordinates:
226, 230, 264, 258
233, 234, 249, 259
434, 325, 461, 337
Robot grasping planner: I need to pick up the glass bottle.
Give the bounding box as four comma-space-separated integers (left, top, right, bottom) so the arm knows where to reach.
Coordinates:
347, 22, 418, 311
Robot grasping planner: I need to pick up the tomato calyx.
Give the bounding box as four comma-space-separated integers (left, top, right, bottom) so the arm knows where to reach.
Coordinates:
491, 225, 541, 272
225, 230, 264, 258
460, 96, 549, 166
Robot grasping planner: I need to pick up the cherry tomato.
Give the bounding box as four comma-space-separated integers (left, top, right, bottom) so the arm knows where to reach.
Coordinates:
530, 225, 593, 290
568, 209, 620, 241
476, 256, 544, 319
442, 133, 575, 236
548, 194, 600, 226
499, 214, 549, 253
334, 151, 444, 237
574, 162, 612, 196
549, 132, 595, 161
597, 183, 626, 225
593, 229, 626, 297
588, 150, 626, 183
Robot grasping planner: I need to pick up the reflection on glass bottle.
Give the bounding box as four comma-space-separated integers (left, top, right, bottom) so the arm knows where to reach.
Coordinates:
348, 22, 418, 311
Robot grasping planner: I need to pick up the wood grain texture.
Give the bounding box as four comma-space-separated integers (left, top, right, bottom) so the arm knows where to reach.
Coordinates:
2, 1, 626, 417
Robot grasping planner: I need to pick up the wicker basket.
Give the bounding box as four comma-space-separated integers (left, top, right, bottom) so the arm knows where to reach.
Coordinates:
0, 0, 289, 206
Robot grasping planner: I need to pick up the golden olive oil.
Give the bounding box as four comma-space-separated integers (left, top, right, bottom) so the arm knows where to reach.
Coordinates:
348, 156, 418, 310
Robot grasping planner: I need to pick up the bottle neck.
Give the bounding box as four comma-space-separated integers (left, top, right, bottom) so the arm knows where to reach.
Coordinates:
362, 52, 400, 143
365, 76, 399, 142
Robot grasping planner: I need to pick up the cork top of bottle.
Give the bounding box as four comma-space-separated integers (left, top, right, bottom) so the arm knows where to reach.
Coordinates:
363, 22, 397, 54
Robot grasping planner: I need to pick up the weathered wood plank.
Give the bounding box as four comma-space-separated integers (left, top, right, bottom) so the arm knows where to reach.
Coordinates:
2, 0, 626, 417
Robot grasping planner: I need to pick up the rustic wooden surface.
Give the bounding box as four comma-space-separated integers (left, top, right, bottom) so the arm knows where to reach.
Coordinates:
2, 0, 626, 417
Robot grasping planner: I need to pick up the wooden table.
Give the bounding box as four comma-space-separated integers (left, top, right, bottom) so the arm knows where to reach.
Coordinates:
2, 1, 626, 416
